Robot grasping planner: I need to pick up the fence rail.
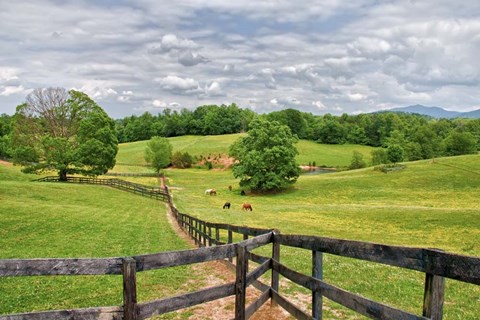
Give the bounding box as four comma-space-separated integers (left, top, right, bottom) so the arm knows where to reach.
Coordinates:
2, 176, 478, 320
35, 176, 168, 201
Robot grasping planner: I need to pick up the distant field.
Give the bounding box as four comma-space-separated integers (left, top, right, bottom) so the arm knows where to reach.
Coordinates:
114, 134, 376, 172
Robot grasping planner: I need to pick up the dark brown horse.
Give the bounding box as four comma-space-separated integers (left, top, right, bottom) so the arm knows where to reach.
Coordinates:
242, 203, 253, 211
223, 202, 231, 209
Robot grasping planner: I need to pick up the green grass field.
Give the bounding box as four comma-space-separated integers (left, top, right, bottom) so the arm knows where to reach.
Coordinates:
0, 164, 195, 316
1, 134, 479, 319
160, 155, 480, 319
114, 134, 377, 172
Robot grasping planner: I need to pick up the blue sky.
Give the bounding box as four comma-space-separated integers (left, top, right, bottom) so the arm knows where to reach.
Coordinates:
1, 0, 480, 118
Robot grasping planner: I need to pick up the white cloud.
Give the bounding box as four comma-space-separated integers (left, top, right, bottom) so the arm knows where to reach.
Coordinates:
158, 75, 201, 94
312, 100, 327, 110
0, 85, 26, 96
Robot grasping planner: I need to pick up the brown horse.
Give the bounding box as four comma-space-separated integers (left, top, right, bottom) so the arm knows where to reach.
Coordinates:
242, 203, 253, 211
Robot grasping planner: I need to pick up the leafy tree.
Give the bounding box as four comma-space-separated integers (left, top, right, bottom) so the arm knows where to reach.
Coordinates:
171, 151, 193, 168
442, 131, 477, 156
144, 136, 172, 173
0, 114, 12, 158
387, 144, 404, 165
229, 118, 300, 192
371, 148, 388, 165
12, 88, 118, 180
349, 151, 367, 169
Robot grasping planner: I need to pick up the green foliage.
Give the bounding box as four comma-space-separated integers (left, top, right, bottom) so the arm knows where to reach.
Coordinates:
11, 88, 118, 180
442, 131, 477, 156
349, 151, 367, 169
171, 151, 193, 168
144, 136, 172, 173
229, 118, 300, 192
371, 148, 388, 165
387, 144, 405, 164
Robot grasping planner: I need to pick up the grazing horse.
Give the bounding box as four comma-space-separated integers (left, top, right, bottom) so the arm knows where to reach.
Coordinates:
242, 203, 253, 211
223, 202, 231, 209
205, 188, 217, 195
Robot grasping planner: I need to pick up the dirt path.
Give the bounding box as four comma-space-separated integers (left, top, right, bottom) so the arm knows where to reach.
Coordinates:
164, 203, 291, 319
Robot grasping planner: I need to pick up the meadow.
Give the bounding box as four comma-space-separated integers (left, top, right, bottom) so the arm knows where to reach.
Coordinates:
1, 135, 479, 319
113, 136, 479, 319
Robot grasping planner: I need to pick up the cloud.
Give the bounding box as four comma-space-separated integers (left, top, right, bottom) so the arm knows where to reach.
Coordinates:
204, 81, 224, 96
158, 75, 201, 94
178, 50, 210, 66
0, 85, 26, 96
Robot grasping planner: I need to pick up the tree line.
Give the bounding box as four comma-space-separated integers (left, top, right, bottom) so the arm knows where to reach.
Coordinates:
2, 103, 479, 163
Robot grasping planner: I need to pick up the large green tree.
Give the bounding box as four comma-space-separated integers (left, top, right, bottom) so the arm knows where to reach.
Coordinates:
12, 88, 118, 180
229, 118, 300, 192
144, 136, 172, 174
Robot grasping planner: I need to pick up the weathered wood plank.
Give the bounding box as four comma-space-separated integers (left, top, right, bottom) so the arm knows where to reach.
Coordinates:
0, 306, 123, 320
138, 282, 235, 319
245, 289, 271, 320
134, 244, 236, 271
277, 234, 425, 271
423, 249, 480, 285
272, 260, 428, 320
0, 258, 122, 277
271, 289, 312, 320
239, 232, 273, 251
249, 252, 269, 264
122, 258, 138, 320
246, 259, 271, 287
423, 273, 445, 319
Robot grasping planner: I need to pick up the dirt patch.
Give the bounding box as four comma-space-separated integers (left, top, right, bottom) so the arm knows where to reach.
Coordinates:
164, 204, 291, 319
198, 154, 236, 171
0, 159, 13, 167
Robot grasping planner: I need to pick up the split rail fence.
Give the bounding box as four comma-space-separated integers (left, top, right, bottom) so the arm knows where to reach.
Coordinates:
0, 177, 479, 320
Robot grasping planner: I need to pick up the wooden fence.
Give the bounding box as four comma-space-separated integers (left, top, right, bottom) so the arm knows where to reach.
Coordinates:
35, 176, 168, 201
1, 177, 479, 320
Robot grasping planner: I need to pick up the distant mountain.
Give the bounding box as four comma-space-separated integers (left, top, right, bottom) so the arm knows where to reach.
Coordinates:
385, 104, 480, 119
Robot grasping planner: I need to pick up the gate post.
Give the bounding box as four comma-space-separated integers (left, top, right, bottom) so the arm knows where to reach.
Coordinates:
271, 230, 280, 306
235, 244, 248, 320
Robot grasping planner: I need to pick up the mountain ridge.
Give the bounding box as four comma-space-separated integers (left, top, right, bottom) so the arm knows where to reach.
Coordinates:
384, 104, 480, 118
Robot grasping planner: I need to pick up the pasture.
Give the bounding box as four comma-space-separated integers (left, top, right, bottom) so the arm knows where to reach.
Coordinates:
0, 164, 202, 317
142, 154, 480, 319
1, 133, 479, 319
114, 134, 377, 172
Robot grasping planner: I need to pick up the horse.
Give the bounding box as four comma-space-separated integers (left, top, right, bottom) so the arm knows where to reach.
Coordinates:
223, 202, 231, 209
242, 203, 253, 211
205, 188, 217, 196
240, 190, 245, 196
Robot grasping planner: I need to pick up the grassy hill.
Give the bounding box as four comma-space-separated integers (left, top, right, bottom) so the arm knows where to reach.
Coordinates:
114, 134, 377, 172
2, 134, 479, 319
152, 154, 479, 319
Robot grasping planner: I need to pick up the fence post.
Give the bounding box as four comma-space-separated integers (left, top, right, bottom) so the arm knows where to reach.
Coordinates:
208, 225, 212, 246
423, 272, 445, 320
271, 230, 280, 306
312, 251, 323, 320
215, 227, 220, 245
228, 229, 233, 263
235, 244, 247, 320
123, 257, 138, 320
203, 222, 207, 247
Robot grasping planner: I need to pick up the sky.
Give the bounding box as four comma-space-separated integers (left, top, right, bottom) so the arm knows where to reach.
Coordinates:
1, 1, 480, 119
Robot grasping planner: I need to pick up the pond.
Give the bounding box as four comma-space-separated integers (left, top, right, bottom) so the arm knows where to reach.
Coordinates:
301, 167, 336, 175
